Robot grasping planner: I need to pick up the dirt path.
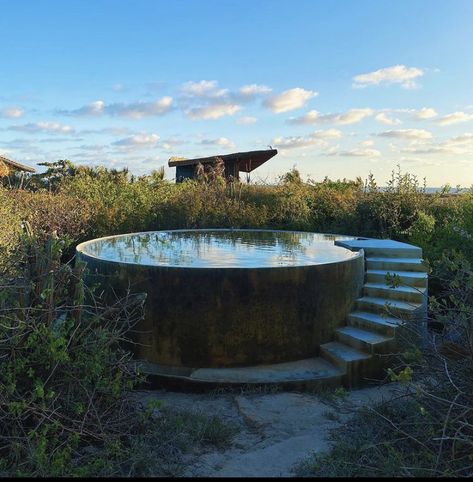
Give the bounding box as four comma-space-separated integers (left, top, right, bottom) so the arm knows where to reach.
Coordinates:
136, 382, 400, 477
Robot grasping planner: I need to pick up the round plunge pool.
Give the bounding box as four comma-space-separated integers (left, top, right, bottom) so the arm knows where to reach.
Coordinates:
76, 229, 365, 372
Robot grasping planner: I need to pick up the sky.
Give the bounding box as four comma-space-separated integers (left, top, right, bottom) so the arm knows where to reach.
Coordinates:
1, 0, 473, 186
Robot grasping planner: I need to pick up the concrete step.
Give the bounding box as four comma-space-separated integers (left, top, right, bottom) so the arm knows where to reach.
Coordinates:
335, 326, 394, 354
356, 296, 424, 320
363, 282, 427, 304
320, 341, 372, 385
187, 357, 344, 386
335, 239, 422, 259
366, 257, 428, 273
366, 269, 428, 288
347, 310, 403, 337
362, 246, 422, 259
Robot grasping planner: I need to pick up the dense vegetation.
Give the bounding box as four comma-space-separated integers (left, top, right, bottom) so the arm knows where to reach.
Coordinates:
1, 159, 473, 476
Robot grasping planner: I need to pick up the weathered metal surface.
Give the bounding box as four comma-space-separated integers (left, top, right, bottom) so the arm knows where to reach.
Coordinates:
77, 230, 364, 369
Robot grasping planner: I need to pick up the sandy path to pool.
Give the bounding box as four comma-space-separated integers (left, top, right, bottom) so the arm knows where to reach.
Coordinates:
136, 382, 400, 477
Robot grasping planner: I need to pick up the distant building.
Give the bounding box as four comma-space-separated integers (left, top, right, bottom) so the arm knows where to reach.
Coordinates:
0, 155, 36, 177
168, 149, 278, 183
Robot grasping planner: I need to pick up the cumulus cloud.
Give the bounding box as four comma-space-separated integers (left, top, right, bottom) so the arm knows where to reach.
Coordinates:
288, 108, 373, 125
273, 129, 342, 150
412, 107, 437, 120
334, 148, 381, 158
8, 121, 75, 134
352, 65, 424, 89
199, 137, 235, 148
400, 132, 473, 155
113, 133, 160, 148
264, 88, 317, 113
180, 80, 227, 98
375, 112, 402, 126
436, 111, 473, 126
238, 84, 272, 99
61, 97, 173, 118
179, 80, 264, 120
236, 116, 257, 125
0, 107, 24, 119
186, 104, 241, 120
64, 100, 105, 116
108, 97, 173, 118
377, 129, 432, 140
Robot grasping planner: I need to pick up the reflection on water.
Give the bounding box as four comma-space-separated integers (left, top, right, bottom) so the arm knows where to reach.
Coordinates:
81, 230, 357, 268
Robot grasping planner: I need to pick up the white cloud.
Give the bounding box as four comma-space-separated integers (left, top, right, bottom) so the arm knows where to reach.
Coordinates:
9, 121, 75, 134
400, 132, 473, 155
336, 148, 381, 158
449, 133, 473, 144
412, 107, 437, 120
107, 97, 173, 118
288, 108, 373, 125
0, 107, 24, 119
199, 137, 235, 148
264, 88, 317, 113
62, 97, 173, 118
436, 111, 473, 126
377, 129, 432, 140
375, 112, 402, 126
113, 133, 160, 148
180, 80, 227, 98
238, 84, 272, 98
186, 103, 241, 120
236, 116, 257, 125
273, 129, 341, 150
353, 65, 424, 89
312, 129, 343, 139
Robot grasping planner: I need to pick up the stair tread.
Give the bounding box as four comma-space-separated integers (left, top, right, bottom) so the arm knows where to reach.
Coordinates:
358, 296, 423, 311
367, 269, 428, 278
321, 341, 371, 362
364, 282, 427, 294
337, 326, 393, 344
349, 310, 403, 327
189, 357, 344, 383
367, 257, 425, 263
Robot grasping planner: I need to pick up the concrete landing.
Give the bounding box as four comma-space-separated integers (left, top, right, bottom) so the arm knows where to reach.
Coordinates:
139, 357, 344, 388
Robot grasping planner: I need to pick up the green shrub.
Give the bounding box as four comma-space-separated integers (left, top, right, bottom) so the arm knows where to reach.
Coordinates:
0, 229, 146, 476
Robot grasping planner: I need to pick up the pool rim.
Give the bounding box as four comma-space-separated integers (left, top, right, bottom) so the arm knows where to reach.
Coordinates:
76, 228, 365, 270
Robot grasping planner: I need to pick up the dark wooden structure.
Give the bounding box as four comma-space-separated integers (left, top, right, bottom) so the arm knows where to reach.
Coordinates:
0, 155, 36, 176
168, 149, 277, 183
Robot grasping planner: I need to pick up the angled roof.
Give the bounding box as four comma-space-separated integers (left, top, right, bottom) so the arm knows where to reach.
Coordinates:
0, 155, 36, 173
168, 149, 278, 173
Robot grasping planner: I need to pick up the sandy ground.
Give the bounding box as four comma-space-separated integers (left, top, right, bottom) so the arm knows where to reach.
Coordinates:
136, 382, 400, 477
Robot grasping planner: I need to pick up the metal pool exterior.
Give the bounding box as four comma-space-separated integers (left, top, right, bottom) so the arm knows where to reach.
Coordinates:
76, 230, 365, 371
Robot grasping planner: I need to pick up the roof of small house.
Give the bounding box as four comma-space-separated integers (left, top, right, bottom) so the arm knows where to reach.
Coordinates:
0, 155, 36, 173
168, 149, 278, 173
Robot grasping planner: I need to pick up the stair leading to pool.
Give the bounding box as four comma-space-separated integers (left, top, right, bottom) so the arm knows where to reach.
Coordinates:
319, 238, 428, 387
141, 238, 428, 390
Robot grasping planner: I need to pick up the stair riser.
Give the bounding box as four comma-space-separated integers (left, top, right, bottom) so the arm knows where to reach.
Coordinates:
320, 348, 378, 387
356, 300, 424, 320
363, 286, 426, 304
366, 272, 428, 288
363, 247, 422, 259
347, 314, 398, 337
366, 260, 428, 272
335, 331, 395, 354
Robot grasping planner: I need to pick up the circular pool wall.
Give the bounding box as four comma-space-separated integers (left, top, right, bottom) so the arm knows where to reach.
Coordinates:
76, 230, 364, 369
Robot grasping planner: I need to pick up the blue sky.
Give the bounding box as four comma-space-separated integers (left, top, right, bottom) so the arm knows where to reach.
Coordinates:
1, 0, 473, 185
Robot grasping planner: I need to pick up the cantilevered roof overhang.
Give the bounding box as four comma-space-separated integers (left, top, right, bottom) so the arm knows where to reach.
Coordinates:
168, 149, 278, 173
0, 155, 36, 173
